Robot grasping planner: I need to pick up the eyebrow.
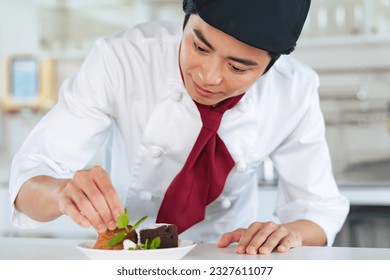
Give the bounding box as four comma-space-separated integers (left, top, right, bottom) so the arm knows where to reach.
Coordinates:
194, 29, 214, 51
193, 29, 258, 67
227, 56, 258, 66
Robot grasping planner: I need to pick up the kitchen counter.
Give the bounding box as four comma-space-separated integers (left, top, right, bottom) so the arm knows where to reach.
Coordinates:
1, 237, 390, 260
259, 182, 390, 207
337, 182, 390, 206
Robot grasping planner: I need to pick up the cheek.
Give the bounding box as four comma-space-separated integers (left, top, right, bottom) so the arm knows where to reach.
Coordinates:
180, 49, 198, 73
226, 75, 260, 95
180, 36, 205, 74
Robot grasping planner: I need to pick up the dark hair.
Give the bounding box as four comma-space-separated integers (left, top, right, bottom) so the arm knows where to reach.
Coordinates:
183, 0, 196, 27
182, 0, 295, 74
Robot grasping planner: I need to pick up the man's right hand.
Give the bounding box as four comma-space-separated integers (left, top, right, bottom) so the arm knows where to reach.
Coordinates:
58, 165, 123, 233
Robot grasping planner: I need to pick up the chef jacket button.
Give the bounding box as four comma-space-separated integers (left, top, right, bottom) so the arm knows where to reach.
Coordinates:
237, 101, 247, 112
150, 146, 163, 158
139, 191, 152, 201
171, 91, 183, 102
221, 198, 231, 209
236, 161, 247, 172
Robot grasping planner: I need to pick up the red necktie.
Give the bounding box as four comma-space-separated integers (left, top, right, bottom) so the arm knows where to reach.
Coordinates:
156, 94, 244, 233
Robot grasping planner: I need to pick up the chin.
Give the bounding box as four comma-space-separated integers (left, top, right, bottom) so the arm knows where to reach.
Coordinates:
193, 96, 219, 106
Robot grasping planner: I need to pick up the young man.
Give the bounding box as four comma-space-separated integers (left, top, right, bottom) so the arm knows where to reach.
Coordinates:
10, 0, 348, 255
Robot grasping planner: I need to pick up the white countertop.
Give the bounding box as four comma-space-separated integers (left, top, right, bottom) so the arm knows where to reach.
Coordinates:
1, 237, 390, 260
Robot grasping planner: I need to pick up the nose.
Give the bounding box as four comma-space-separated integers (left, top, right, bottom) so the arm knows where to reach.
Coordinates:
199, 60, 223, 86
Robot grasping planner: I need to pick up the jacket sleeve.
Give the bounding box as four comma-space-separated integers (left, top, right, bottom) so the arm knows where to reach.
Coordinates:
270, 73, 349, 246
9, 38, 118, 228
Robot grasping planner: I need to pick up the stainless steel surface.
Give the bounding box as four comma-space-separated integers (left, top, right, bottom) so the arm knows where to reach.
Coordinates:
335, 159, 390, 184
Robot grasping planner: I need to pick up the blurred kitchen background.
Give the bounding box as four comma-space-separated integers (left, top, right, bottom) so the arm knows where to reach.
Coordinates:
1, 0, 390, 247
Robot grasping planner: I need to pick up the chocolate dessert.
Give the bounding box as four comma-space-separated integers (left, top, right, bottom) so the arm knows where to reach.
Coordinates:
140, 224, 178, 248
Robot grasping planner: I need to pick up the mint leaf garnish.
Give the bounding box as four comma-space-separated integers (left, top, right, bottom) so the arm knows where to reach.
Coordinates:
131, 216, 148, 231
108, 232, 126, 247
117, 212, 129, 230
149, 236, 161, 249
140, 237, 161, 250
106, 209, 151, 249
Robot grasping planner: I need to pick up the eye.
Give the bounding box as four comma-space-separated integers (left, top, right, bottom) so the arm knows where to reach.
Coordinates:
193, 42, 208, 54
229, 64, 246, 73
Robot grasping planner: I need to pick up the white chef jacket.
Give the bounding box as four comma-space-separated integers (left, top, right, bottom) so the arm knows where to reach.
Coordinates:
9, 21, 349, 245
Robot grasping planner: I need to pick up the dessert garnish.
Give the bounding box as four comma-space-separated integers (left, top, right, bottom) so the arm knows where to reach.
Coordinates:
107, 209, 160, 250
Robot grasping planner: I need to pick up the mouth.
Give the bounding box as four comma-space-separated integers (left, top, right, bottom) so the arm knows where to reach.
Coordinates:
193, 81, 215, 98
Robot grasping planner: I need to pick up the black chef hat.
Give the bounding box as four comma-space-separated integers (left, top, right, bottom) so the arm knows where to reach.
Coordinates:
185, 0, 311, 53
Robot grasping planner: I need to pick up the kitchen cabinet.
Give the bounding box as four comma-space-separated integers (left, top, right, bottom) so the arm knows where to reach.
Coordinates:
33, 0, 390, 59
255, 184, 390, 248
292, 0, 390, 185
35, 0, 183, 59
341, 205, 390, 247
302, 0, 390, 39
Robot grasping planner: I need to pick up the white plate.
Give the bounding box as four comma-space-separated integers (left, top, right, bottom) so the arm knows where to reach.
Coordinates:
77, 239, 197, 260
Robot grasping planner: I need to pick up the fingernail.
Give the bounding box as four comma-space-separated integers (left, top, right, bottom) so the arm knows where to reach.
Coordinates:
259, 246, 270, 254
108, 221, 117, 230
97, 224, 107, 233
247, 246, 257, 255
81, 219, 90, 228
236, 245, 245, 254
277, 245, 286, 252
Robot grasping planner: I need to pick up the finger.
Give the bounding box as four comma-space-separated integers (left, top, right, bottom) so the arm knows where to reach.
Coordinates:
82, 186, 117, 231
257, 226, 289, 255
89, 166, 124, 221
59, 196, 91, 229
237, 222, 277, 254
276, 234, 301, 253
68, 180, 108, 233
77, 196, 107, 233
79, 171, 117, 230
73, 168, 119, 231
217, 228, 245, 248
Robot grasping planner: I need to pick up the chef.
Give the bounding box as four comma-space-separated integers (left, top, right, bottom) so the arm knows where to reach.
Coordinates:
9, 0, 349, 255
